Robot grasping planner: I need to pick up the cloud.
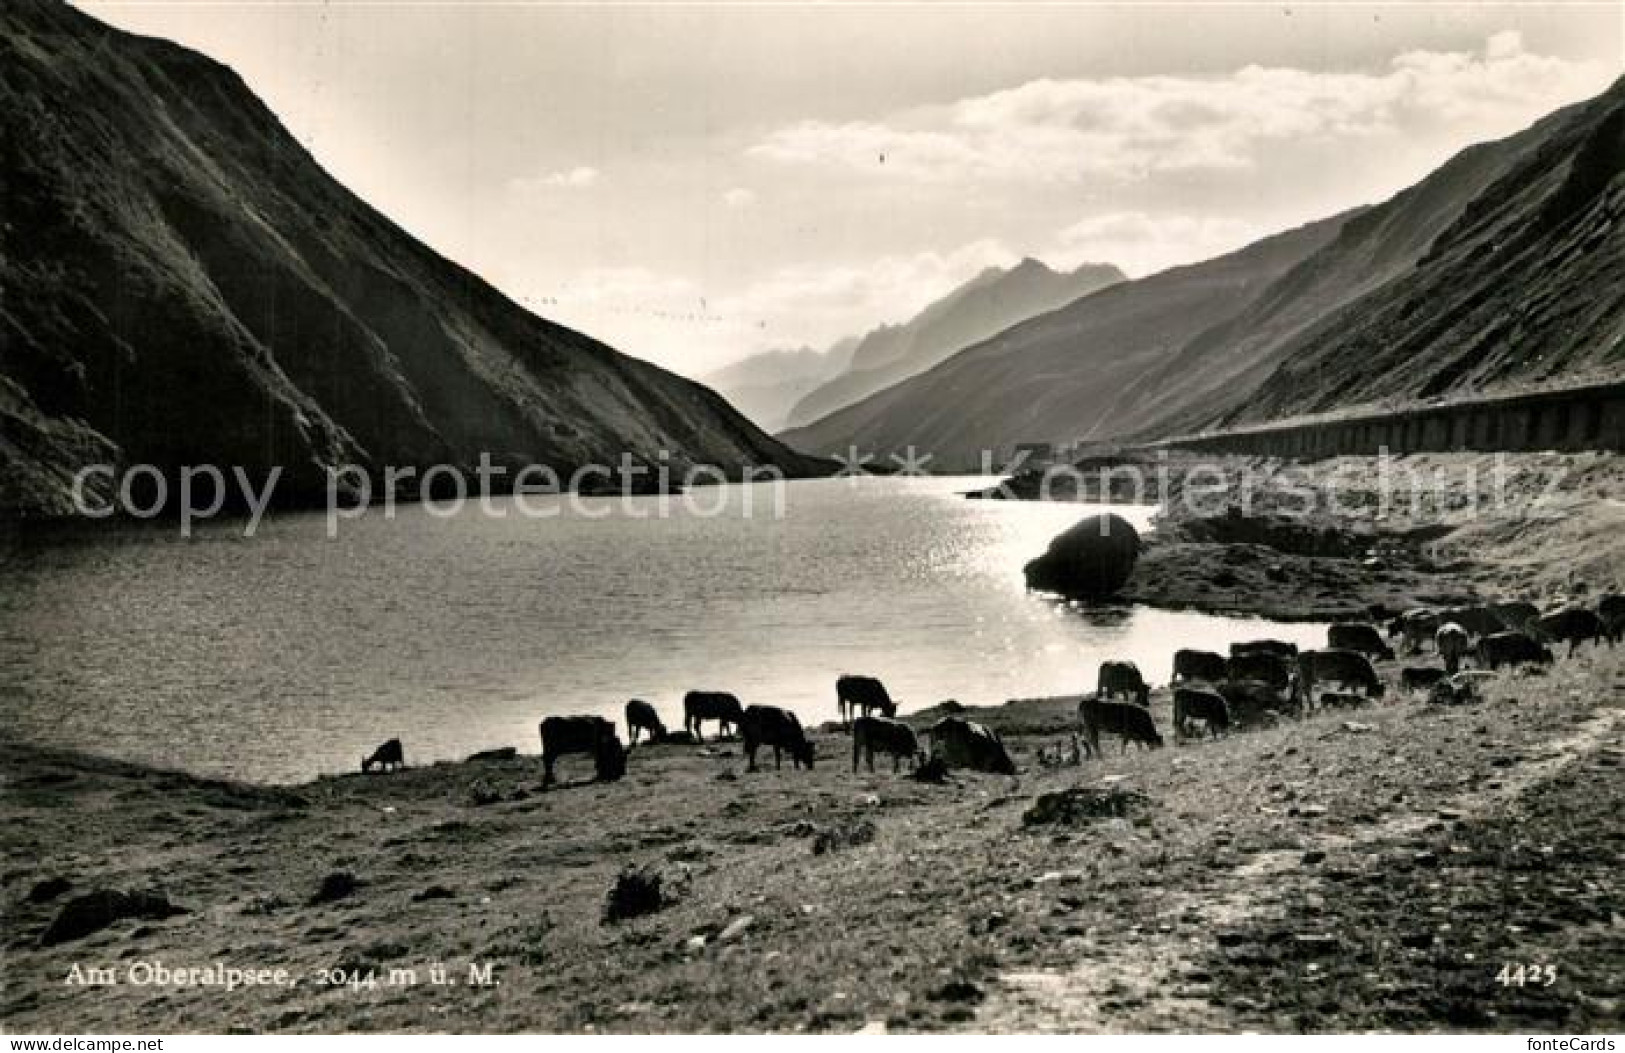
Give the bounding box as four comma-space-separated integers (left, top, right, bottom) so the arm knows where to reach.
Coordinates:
748, 33, 1607, 184
508, 165, 600, 193
722, 187, 757, 208
1046, 212, 1262, 278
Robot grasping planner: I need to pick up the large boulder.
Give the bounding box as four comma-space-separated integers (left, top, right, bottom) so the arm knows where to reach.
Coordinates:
1024, 513, 1140, 598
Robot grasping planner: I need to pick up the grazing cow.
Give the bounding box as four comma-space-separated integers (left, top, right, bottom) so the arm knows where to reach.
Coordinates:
1436, 622, 1472, 674
1078, 697, 1164, 757
851, 716, 920, 773
1438, 605, 1503, 639
538, 716, 626, 787
1096, 661, 1151, 706
625, 699, 666, 746
1389, 609, 1440, 655
1172, 687, 1231, 741
1230, 639, 1298, 659
1219, 680, 1295, 726
361, 738, 404, 773
741, 705, 815, 772
1297, 649, 1386, 707
1534, 607, 1606, 657
683, 691, 745, 742
1401, 667, 1449, 694
1172, 649, 1227, 685
926, 717, 1016, 776
1475, 632, 1554, 671
1601, 594, 1625, 646
1225, 652, 1294, 695
1328, 623, 1396, 661
836, 674, 898, 724
1491, 601, 1541, 632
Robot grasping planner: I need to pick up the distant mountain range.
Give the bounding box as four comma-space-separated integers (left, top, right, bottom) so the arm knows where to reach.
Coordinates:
779, 76, 1625, 465
0, 0, 820, 515
700, 338, 856, 434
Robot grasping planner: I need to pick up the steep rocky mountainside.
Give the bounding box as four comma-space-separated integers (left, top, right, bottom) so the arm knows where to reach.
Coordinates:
782, 258, 1123, 430
0, 0, 820, 515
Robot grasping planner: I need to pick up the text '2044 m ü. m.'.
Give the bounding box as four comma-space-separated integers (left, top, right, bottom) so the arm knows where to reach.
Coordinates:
2, 0, 1622, 1042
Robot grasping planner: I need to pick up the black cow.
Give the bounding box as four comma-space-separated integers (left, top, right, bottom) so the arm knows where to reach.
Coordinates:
1534, 607, 1605, 657
1078, 697, 1163, 757
1476, 632, 1554, 671
1172, 687, 1231, 741
539, 716, 626, 787
1438, 605, 1504, 639
625, 699, 666, 745
1297, 649, 1385, 707
1096, 661, 1151, 706
1219, 679, 1295, 727
1225, 651, 1294, 694
1388, 609, 1440, 655
1328, 622, 1396, 661
1172, 648, 1227, 685
1230, 639, 1298, 658
926, 717, 1016, 776
1436, 622, 1472, 674
1401, 667, 1449, 694
361, 738, 404, 773
742, 705, 815, 772
1601, 594, 1625, 646
837, 675, 898, 724
851, 715, 920, 773
683, 691, 745, 742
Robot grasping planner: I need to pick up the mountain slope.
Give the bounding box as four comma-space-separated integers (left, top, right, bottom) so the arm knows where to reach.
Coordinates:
1204, 76, 1625, 430
777, 218, 1350, 467
0, 0, 819, 515
782, 259, 1123, 429
701, 338, 855, 432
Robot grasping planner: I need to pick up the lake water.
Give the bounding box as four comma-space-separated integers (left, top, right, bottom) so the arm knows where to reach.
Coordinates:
0, 476, 1327, 783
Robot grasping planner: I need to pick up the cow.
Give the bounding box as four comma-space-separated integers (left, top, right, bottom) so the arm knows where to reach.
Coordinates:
1601, 594, 1625, 646
1438, 605, 1504, 639
1388, 609, 1440, 655
1172, 648, 1227, 685
836, 674, 898, 724
625, 699, 666, 746
1328, 622, 1396, 661
1225, 652, 1294, 695
1219, 680, 1295, 727
926, 717, 1016, 776
1428, 671, 1498, 706
1534, 607, 1606, 657
1475, 632, 1554, 671
1078, 697, 1164, 758
851, 715, 920, 773
361, 738, 404, 773
1096, 661, 1151, 706
1172, 686, 1231, 741
1230, 639, 1298, 659
1401, 667, 1449, 694
1297, 649, 1385, 708
741, 705, 815, 772
1436, 622, 1471, 674
539, 716, 626, 787
1491, 600, 1541, 632
683, 691, 745, 742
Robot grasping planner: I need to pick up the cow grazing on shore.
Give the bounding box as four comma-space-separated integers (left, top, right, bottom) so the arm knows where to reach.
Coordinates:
1534, 607, 1605, 657
361, 738, 404, 773
741, 705, 815, 772
1297, 649, 1385, 707
1172, 687, 1231, 741
1231, 639, 1298, 659
1476, 632, 1554, 671
539, 716, 627, 787
1601, 595, 1625, 646
1172, 649, 1227, 685
926, 717, 1016, 776
625, 699, 666, 746
1225, 652, 1294, 695
851, 716, 920, 773
836, 675, 898, 724
1436, 622, 1471, 674
683, 691, 745, 742
1328, 623, 1396, 661
1401, 667, 1448, 694
1388, 609, 1440, 655
1096, 661, 1151, 706
1079, 697, 1164, 757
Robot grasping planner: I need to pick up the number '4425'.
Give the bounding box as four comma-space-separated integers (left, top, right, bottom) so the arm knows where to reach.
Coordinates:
1495, 962, 1557, 987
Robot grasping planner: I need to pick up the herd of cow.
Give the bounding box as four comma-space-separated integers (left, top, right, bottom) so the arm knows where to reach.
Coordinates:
358, 594, 1622, 786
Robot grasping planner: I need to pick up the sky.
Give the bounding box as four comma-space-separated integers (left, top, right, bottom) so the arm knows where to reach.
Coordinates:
79, 1, 1623, 378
